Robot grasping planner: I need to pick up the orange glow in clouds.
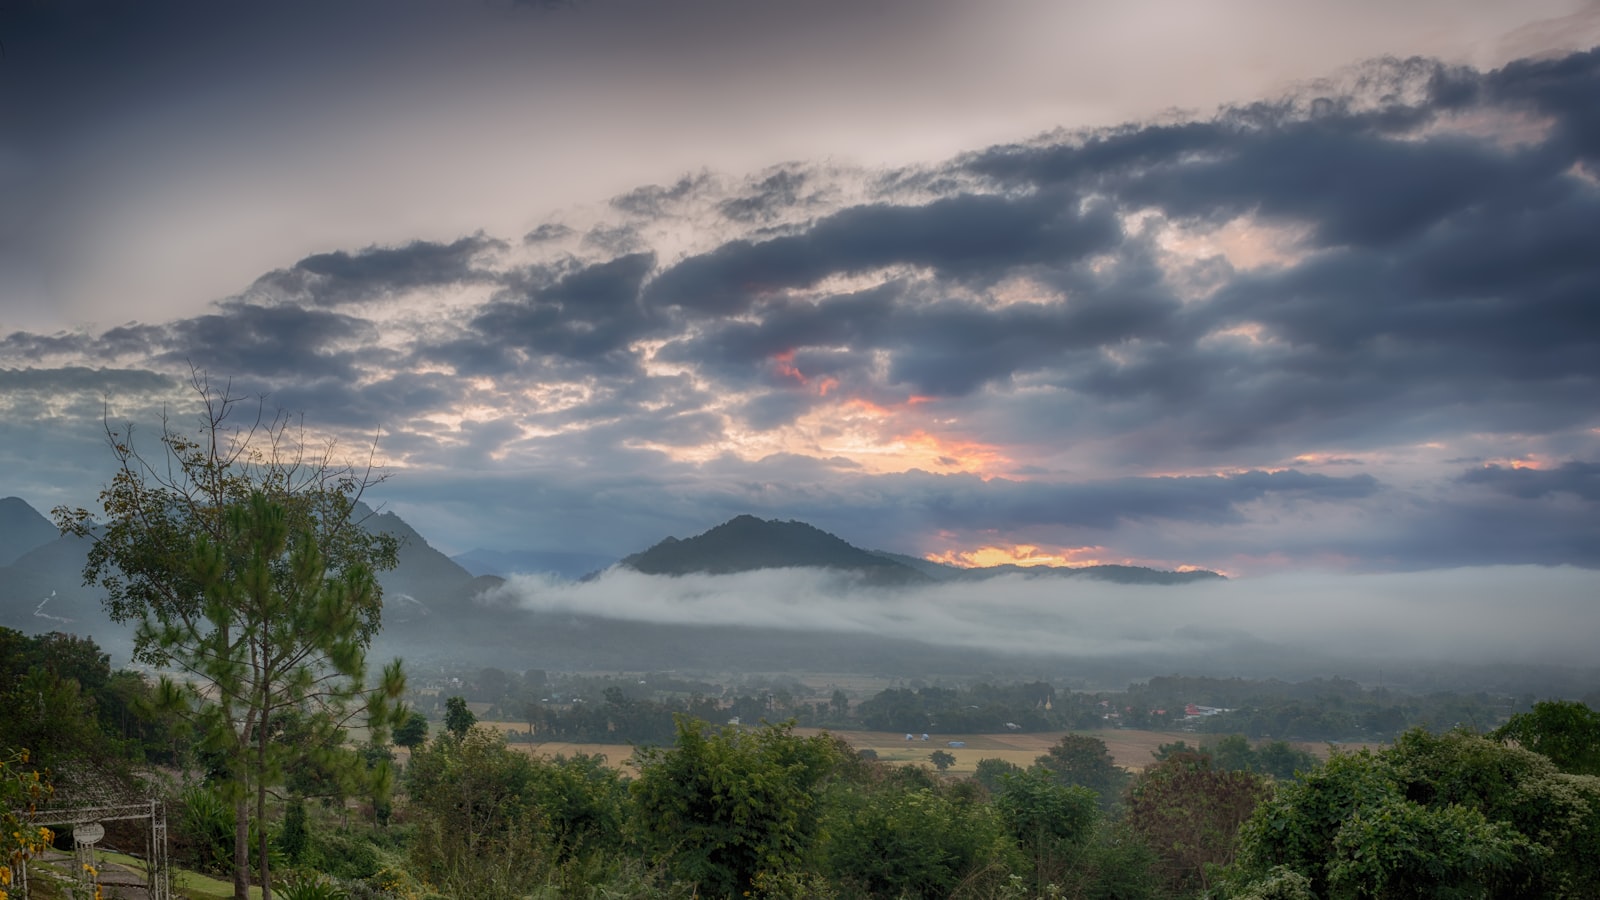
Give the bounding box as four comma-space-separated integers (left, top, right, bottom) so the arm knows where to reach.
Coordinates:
927, 544, 1113, 569
773, 350, 807, 385
635, 350, 1013, 478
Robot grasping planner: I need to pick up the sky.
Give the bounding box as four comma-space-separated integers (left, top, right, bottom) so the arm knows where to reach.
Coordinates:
2, 0, 1599, 579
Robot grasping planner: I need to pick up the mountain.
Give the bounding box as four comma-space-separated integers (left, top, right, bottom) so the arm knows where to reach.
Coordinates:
613, 515, 932, 585
0, 499, 496, 651
349, 503, 502, 628
0, 532, 111, 635
0, 496, 62, 567
870, 550, 1225, 585
606, 514, 1222, 585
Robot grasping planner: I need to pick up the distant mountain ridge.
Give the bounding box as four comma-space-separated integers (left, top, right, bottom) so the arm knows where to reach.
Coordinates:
1, 496, 62, 567
870, 550, 1225, 585
608, 514, 1223, 584
614, 514, 930, 584
1, 496, 1222, 672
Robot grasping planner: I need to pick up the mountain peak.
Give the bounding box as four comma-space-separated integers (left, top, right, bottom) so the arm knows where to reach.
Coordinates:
617, 515, 929, 583
0, 496, 62, 568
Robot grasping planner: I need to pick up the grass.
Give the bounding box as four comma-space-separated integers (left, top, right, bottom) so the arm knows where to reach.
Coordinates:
28, 847, 264, 900
168, 869, 264, 899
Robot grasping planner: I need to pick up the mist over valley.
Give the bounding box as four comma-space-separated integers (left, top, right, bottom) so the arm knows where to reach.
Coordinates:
6, 496, 1594, 695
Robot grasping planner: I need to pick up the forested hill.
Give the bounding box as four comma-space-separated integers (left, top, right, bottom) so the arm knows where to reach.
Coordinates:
615, 514, 932, 584
873, 550, 1226, 585
608, 513, 1223, 585
0, 495, 61, 566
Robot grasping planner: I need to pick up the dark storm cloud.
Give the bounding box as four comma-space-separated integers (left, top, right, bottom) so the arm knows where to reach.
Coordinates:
1322, 493, 1600, 571
165, 302, 379, 380
0, 366, 176, 395
965, 53, 1595, 249
612, 48, 1598, 453
0, 330, 97, 361
256, 236, 504, 307
655, 282, 897, 381
1489, 47, 1600, 162
258, 370, 469, 433
1459, 460, 1600, 502
577, 459, 1382, 546
644, 189, 1123, 314
468, 252, 657, 367
855, 468, 1382, 532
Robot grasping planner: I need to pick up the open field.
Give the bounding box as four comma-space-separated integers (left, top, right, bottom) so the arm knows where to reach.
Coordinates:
478, 721, 1340, 776
795, 727, 1202, 774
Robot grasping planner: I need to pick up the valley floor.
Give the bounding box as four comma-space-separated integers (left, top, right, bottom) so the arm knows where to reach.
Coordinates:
469, 722, 1339, 775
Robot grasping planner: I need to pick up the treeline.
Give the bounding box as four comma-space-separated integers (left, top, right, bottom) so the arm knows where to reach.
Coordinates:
7, 625, 1600, 898
387, 701, 1600, 898
398, 715, 1166, 898
436, 666, 1536, 746
0, 627, 188, 775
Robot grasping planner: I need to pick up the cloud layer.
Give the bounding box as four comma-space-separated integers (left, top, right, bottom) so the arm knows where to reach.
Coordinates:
490, 565, 1600, 670
2, 9, 1598, 575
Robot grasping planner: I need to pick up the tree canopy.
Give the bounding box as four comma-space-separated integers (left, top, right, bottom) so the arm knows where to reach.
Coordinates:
54, 375, 406, 900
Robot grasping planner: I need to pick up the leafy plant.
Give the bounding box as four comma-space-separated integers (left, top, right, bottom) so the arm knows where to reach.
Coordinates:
276, 871, 351, 900
180, 783, 237, 875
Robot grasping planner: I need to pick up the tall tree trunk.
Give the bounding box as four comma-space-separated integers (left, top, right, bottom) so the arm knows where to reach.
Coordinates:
234, 790, 250, 900
258, 719, 273, 900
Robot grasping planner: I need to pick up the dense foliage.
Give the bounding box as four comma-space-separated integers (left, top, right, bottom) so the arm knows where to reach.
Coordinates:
1226, 728, 1600, 899
8, 614, 1600, 898
3, 630, 1600, 896
52, 378, 407, 900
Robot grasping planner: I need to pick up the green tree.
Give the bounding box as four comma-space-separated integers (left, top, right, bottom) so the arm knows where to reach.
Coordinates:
1036, 733, 1127, 807
54, 376, 406, 900
1492, 699, 1600, 776
1229, 729, 1600, 898
444, 695, 476, 740
405, 726, 547, 897
928, 749, 956, 772
630, 717, 841, 897
824, 780, 1018, 898
1126, 751, 1271, 895
1254, 740, 1319, 780
993, 769, 1098, 893
1206, 734, 1259, 773
394, 710, 429, 751
972, 757, 1025, 795
829, 688, 849, 719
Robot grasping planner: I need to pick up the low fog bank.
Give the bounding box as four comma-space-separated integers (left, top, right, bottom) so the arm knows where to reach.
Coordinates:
485, 565, 1600, 673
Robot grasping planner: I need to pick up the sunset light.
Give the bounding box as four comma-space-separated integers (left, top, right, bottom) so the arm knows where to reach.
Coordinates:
927, 544, 1114, 569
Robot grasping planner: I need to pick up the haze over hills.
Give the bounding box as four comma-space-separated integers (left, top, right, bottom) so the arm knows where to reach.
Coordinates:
452, 547, 616, 581
0, 495, 1225, 671
5, 494, 1597, 694
0, 496, 60, 567
605, 514, 1223, 585
612, 514, 934, 584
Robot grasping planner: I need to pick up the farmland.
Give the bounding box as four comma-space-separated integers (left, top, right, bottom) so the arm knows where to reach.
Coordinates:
476, 721, 1335, 776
